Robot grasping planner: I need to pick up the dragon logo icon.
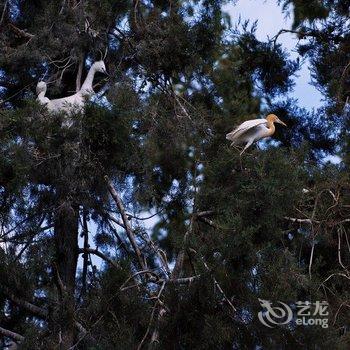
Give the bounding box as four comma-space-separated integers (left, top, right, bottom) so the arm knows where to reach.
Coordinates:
258, 299, 293, 328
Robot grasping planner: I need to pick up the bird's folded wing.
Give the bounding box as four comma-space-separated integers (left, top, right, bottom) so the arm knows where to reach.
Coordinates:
226, 119, 267, 141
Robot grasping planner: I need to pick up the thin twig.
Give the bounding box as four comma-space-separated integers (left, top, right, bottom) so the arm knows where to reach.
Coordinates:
201, 258, 236, 314
78, 248, 120, 269
105, 176, 146, 270
137, 282, 166, 350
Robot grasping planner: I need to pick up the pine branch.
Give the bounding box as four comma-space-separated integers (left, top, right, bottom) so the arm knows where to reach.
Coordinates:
137, 282, 166, 350
105, 176, 146, 270
107, 213, 126, 229
284, 216, 317, 224
109, 210, 170, 276
3, 288, 48, 318
3, 287, 88, 336
192, 211, 227, 230
78, 248, 120, 269
119, 270, 159, 291
171, 227, 191, 280
158, 275, 201, 285
0, 0, 8, 26
0, 326, 24, 342
271, 28, 323, 46
8, 23, 34, 39
201, 257, 236, 314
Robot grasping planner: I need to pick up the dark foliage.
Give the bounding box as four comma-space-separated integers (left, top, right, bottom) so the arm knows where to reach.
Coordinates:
0, 0, 348, 349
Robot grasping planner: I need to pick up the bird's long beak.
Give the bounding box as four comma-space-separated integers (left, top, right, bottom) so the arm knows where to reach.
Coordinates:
277, 119, 287, 127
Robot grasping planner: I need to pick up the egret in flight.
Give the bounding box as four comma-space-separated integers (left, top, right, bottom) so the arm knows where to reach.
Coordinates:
226, 114, 287, 155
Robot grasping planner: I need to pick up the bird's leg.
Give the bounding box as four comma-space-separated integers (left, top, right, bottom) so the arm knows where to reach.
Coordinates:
232, 145, 242, 153
240, 140, 253, 156
230, 144, 244, 171
239, 141, 253, 170
238, 154, 243, 171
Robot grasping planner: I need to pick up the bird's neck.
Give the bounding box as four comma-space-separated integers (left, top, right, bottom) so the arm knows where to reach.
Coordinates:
80, 65, 96, 93
266, 120, 276, 135
38, 91, 46, 99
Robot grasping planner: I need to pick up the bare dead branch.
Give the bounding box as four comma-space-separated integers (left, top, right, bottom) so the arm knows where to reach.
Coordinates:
8, 23, 34, 39
125, 209, 164, 221
0, 0, 8, 26
0, 326, 24, 342
201, 258, 236, 314
337, 227, 348, 271
137, 282, 166, 350
320, 272, 350, 287
3, 287, 48, 318
159, 275, 201, 285
107, 213, 126, 229
78, 248, 120, 269
284, 216, 318, 224
105, 176, 146, 270
271, 28, 320, 46
3, 285, 88, 338
194, 210, 216, 218
171, 228, 190, 280
148, 306, 166, 350
333, 302, 350, 325
337, 219, 350, 225
119, 270, 159, 291
75, 55, 84, 92
196, 216, 223, 229
309, 238, 315, 280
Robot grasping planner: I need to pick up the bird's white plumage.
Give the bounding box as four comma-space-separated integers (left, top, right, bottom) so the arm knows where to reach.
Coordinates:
226, 114, 286, 155
226, 118, 268, 143
46, 91, 85, 114
36, 81, 50, 106
36, 60, 107, 115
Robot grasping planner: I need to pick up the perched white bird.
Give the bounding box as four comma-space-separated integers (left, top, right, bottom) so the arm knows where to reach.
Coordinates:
36, 60, 107, 114
226, 114, 287, 155
48, 60, 107, 114
36, 81, 50, 106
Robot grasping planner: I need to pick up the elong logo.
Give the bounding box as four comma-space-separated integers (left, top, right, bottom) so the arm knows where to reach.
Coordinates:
258, 299, 329, 329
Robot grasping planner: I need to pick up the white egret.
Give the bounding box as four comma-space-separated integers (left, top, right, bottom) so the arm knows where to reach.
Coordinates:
226, 114, 287, 155
36, 60, 107, 114
48, 60, 107, 114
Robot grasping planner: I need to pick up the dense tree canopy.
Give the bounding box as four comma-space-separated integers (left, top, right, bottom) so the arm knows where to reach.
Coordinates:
0, 0, 349, 349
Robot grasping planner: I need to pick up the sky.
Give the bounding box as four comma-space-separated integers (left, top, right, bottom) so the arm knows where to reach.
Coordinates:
223, 0, 323, 110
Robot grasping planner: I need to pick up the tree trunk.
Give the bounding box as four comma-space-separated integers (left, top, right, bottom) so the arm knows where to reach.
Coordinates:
80, 209, 89, 299
54, 199, 79, 349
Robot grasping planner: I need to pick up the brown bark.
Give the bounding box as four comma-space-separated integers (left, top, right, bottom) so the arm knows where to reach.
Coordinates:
75, 54, 84, 92
0, 326, 24, 343
80, 209, 89, 299
54, 199, 79, 349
